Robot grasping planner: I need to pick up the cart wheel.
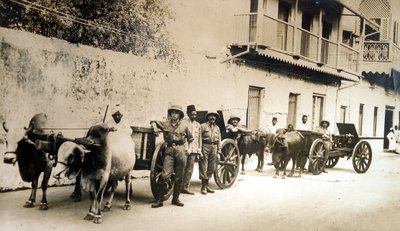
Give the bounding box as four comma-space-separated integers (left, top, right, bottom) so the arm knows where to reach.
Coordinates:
214, 139, 240, 189
352, 141, 372, 173
150, 143, 174, 201
308, 139, 326, 175
326, 157, 339, 168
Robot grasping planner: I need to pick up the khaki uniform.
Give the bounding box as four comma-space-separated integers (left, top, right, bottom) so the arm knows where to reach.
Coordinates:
200, 122, 221, 180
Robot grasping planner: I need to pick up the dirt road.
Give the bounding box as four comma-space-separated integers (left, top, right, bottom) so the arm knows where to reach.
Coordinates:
1, 151, 400, 231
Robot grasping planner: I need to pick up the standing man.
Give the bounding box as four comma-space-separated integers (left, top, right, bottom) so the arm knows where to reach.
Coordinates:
181, 105, 202, 195
150, 104, 193, 208
315, 120, 332, 173
295, 115, 310, 170
200, 111, 221, 195
107, 104, 132, 136
269, 117, 278, 134
296, 115, 310, 131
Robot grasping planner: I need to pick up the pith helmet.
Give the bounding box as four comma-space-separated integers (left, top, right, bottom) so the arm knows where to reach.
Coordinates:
168, 104, 184, 119
320, 120, 330, 127
228, 115, 241, 124
206, 111, 219, 120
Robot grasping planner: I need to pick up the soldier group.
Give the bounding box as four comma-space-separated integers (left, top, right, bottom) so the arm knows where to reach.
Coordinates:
150, 104, 222, 208
98, 103, 334, 208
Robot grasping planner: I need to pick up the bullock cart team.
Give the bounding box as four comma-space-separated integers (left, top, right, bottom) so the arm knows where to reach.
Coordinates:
2, 103, 373, 224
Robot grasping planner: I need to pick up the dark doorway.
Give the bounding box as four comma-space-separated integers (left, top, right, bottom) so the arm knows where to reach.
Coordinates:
384, 106, 394, 149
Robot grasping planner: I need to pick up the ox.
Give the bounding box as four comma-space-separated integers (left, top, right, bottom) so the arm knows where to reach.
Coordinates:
236, 131, 274, 174
56, 123, 135, 224
6, 113, 53, 210
271, 129, 304, 178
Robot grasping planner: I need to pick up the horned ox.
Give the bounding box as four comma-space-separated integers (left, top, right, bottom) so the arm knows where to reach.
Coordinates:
236, 131, 273, 174
56, 123, 135, 224
5, 113, 53, 210
271, 129, 304, 178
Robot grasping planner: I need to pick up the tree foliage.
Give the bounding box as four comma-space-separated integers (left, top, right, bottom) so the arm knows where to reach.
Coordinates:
0, 0, 181, 66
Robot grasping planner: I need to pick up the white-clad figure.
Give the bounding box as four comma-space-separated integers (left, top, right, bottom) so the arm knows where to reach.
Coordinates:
106, 104, 132, 136
387, 127, 396, 152
296, 115, 311, 131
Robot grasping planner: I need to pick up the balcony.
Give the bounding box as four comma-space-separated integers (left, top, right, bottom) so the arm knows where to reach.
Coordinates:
232, 13, 360, 74
363, 41, 390, 62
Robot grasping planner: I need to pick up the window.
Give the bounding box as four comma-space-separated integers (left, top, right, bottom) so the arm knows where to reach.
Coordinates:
342, 30, 354, 47
287, 93, 298, 127
249, 0, 258, 42
358, 104, 364, 135
321, 20, 332, 64
339, 106, 347, 123
247, 86, 263, 130
277, 1, 291, 51
312, 94, 324, 130
373, 107, 378, 136
300, 11, 313, 57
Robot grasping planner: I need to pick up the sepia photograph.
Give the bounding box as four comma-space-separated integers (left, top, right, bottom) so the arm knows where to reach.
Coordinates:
0, 0, 400, 230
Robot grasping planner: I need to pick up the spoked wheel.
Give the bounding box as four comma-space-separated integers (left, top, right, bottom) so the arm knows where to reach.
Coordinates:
325, 157, 339, 168
352, 141, 372, 173
150, 142, 174, 200
308, 139, 326, 175
214, 139, 240, 189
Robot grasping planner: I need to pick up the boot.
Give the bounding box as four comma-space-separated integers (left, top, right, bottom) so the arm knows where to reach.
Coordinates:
151, 183, 165, 208
201, 179, 207, 195
171, 197, 184, 207
206, 180, 215, 193
181, 188, 195, 195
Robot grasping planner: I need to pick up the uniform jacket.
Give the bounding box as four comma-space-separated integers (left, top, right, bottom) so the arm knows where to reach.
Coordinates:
201, 122, 222, 152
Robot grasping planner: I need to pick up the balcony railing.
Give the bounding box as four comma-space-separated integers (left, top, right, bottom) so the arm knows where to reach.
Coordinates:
261, 14, 295, 52
232, 13, 360, 73
363, 41, 390, 61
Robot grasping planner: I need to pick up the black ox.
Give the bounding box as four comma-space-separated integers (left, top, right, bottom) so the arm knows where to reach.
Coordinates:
271, 129, 304, 178
5, 113, 54, 210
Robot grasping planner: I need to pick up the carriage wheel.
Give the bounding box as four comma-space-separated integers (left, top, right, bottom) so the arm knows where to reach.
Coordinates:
213, 139, 240, 189
325, 157, 339, 168
308, 139, 326, 175
352, 141, 372, 173
150, 142, 174, 201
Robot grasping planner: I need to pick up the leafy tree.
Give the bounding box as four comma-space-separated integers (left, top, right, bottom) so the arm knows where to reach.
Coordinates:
0, 0, 181, 67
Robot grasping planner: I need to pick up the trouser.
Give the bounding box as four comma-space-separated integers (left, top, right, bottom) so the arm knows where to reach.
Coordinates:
183, 153, 197, 190
322, 141, 331, 170
199, 144, 217, 180
159, 145, 187, 200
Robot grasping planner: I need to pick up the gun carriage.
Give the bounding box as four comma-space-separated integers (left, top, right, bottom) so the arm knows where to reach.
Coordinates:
298, 123, 373, 175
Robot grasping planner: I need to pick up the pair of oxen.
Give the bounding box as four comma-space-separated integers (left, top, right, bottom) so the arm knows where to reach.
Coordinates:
237, 128, 306, 178
4, 113, 135, 224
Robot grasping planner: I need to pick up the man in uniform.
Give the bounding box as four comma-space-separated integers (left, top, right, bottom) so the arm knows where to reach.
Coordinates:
225, 115, 248, 139
200, 111, 221, 195
150, 104, 193, 208
315, 120, 332, 173
181, 105, 202, 195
